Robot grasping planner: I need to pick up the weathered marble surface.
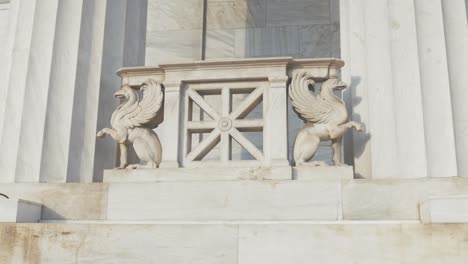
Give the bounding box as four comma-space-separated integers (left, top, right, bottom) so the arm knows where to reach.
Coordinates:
299, 23, 340, 58
343, 177, 468, 220
205, 22, 340, 59
106, 180, 343, 221
239, 223, 468, 264
207, 0, 266, 30
205, 29, 236, 59
0, 223, 238, 264
146, 29, 202, 64
2, 177, 468, 222
147, 0, 203, 31
420, 195, 468, 223
234, 26, 300, 57
266, 0, 330, 26
2, 222, 468, 263
0, 199, 42, 223
145, 0, 203, 65
0, 184, 108, 220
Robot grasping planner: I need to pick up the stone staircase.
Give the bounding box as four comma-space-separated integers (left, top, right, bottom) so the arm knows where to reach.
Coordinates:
2, 176, 468, 263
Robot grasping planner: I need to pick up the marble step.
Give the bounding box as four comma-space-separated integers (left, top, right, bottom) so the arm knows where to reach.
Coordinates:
1, 221, 467, 263
40, 220, 420, 225
1, 177, 468, 222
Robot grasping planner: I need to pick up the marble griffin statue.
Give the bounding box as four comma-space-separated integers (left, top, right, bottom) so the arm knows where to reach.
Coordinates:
289, 72, 362, 166
97, 79, 164, 169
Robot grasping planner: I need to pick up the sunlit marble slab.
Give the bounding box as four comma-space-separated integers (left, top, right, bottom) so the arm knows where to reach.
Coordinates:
0, 199, 41, 223
420, 195, 468, 223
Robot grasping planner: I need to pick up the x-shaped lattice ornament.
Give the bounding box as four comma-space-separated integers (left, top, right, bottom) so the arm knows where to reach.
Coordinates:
185, 87, 264, 162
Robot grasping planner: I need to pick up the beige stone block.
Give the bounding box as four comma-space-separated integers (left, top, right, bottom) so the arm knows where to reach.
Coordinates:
420, 195, 468, 223
0, 183, 108, 220
207, 0, 266, 30
147, 0, 203, 31
107, 180, 343, 221
0, 223, 238, 264
266, 0, 330, 27
238, 223, 468, 264
342, 177, 468, 220
146, 30, 202, 65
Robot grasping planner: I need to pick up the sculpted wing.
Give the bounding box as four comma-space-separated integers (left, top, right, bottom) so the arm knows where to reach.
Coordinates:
289, 72, 335, 124
120, 79, 164, 129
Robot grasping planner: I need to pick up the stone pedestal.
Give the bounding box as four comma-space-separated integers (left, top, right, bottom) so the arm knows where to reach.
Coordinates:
0, 199, 42, 223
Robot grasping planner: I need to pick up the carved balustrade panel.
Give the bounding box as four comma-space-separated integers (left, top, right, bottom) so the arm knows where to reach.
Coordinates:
116, 57, 344, 168
182, 81, 267, 167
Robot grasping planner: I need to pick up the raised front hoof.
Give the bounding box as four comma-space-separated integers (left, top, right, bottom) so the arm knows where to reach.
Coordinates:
96, 130, 105, 138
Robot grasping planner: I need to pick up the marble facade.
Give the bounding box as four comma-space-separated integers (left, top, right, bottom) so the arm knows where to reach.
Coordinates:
3, 0, 465, 182
1, 0, 468, 263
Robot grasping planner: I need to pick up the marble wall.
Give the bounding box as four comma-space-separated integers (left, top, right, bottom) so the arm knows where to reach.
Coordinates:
145, 0, 204, 64
146, 0, 341, 163
146, 0, 340, 63
204, 0, 340, 59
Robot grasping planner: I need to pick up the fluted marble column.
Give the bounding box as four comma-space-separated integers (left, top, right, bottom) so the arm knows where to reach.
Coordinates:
442, 0, 468, 177
340, 0, 466, 178
66, 0, 108, 183
0, 0, 39, 182
0, 1, 11, 142
0, 0, 147, 183
15, 0, 60, 182
414, 0, 457, 177
93, 0, 148, 181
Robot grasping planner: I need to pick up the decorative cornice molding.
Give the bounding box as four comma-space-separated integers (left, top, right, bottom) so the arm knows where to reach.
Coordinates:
116, 57, 345, 86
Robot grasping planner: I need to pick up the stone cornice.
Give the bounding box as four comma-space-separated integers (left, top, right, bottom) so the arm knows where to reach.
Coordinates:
117, 57, 344, 79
